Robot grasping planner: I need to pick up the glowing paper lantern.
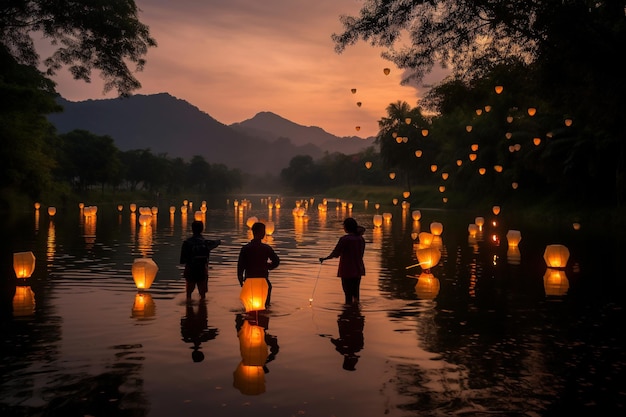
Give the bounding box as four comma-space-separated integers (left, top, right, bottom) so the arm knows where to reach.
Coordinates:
543, 244, 570, 268
438, 186, 446, 193
388, 172, 396, 180
441, 172, 449, 180
492, 205, 501, 215
430, 164, 438, 172
475, 217, 485, 231
494, 165, 503, 173
169, 206, 176, 214
194, 211, 204, 221
373, 214, 383, 227
506, 230, 522, 246
429, 222, 443, 236
527, 107, 537, 116
240, 278, 269, 312
467, 223, 478, 237
418, 232, 434, 247
139, 214, 152, 226
478, 168, 486, 175
416, 246, 441, 270
47, 207, 56, 216
117, 204, 124, 212
129, 203, 137, 213
471, 143, 478, 151
466, 125, 473, 132
533, 137, 541, 146
505, 132, 512, 139
264, 221, 275, 236
495, 85, 504, 94
573, 222, 581, 230
382, 212, 392, 222
13, 251, 36, 278
421, 129, 429, 136
411, 210, 421, 221
132, 258, 159, 290
383, 68, 390, 75
456, 159, 463, 166
415, 272, 440, 299
351, 88, 357, 94
565, 118, 573, 127
238, 320, 269, 366
365, 161, 372, 169
402, 191, 410, 198
415, 150, 423, 157
469, 153, 477, 161
34, 202, 41, 210
512, 182, 519, 189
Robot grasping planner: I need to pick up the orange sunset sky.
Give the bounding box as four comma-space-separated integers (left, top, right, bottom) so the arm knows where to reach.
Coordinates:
44, 0, 447, 138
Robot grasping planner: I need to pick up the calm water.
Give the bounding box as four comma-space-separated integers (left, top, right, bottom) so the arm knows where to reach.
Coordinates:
1, 196, 625, 417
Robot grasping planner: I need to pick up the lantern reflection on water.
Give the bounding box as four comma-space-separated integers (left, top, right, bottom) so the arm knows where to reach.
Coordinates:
12, 285, 36, 317
240, 278, 269, 312
132, 258, 159, 290
131, 292, 156, 319
544, 268, 569, 297
13, 251, 36, 279
233, 361, 265, 395
415, 272, 440, 300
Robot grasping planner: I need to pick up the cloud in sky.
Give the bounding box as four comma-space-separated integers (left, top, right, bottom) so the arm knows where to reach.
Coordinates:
48, 0, 445, 138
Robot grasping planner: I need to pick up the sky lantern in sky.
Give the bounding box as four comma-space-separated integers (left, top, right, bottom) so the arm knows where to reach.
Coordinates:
351, 88, 356, 94
430, 164, 438, 172
466, 125, 473, 132
421, 129, 429, 136
355, 126, 360, 131
527, 107, 537, 116
383, 68, 390, 75
565, 118, 573, 127
389, 172, 396, 180
415, 150, 423, 157
495, 85, 504, 94
364, 161, 372, 169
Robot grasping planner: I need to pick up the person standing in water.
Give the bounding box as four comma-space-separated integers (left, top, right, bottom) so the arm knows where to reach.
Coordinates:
319, 217, 366, 305
237, 222, 280, 308
180, 220, 221, 301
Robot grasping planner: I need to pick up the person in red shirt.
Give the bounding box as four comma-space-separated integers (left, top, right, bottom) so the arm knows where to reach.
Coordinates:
237, 222, 280, 308
319, 217, 366, 305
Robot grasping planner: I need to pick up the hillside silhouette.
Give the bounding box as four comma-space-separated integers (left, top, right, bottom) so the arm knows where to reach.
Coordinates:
47, 93, 375, 175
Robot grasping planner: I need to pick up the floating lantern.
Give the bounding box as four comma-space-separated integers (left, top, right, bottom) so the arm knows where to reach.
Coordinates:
484, 105, 492, 112
430, 222, 443, 236
355, 126, 361, 131
373, 214, 383, 227
411, 210, 421, 221
421, 129, 429, 137
181, 205, 188, 214
564, 118, 573, 127
117, 204, 124, 212
492, 205, 501, 215
495, 85, 504, 94
129, 203, 137, 213
456, 159, 463, 166
512, 182, 519, 189
405, 117, 411, 125
418, 232, 434, 247
466, 125, 473, 132
13, 251, 36, 278
132, 258, 158, 290
351, 88, 356, 94
475, 109, 482, 115
240, 278, 269, 312
469, 153, 477, 161
356, 102, 362, 107
47, 207, 56, 216
494, 165, 503, 173
475, 217, 485, 231
365, 161, 372, 169
193, 211, 204, 221
388, 172, 396, 180
416, 246, 441, 270
415, 150, 423, 157
151, 206, 159, 215
527, 107, 537, 116
383, 68, 390, 75
505, 132, 512, 139
169, 206, 176, 214
543, 244, 570, 268
415, 272, 440, 299
478, 168, 486, 175
264, 221, 275, 236
468, 224, 478, 237
438, 185, 446, 193
34, 202, 41, 210
573, 222, 581, 230
382, 212, 392, 222
506, 115, 513, 123
139, 214, 152, 226
471, 143, 478, 151
506, 230, 522, 246
430, 164, 438, 172
441, 172, 449, 180
533, 137, 541, 146
246, 216, 258, 229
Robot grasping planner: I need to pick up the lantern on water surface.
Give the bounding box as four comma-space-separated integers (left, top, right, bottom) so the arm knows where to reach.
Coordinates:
388, 172, 396, 180
180, 205, 188, 214
412, 210, 421, 221
478, 168, 486, 175
415, 150, 423, 157
544, 268, 569, 297
543, 244, 570, 268
495, 85, 504, 94
403, 191, 410, 198
392, 198, 398, 205
233, 362, 265, 395
469, 153, 477, 162
240, 278, 269, 312
34, 202, 40, 210
365, 161, 372, 169
506, 230, 522, 247
139, 214, 152, 226
13, 251, 35, 279
416, 246, 441, 271
194, 211, 204, 221
373, 214, 383, 228
151, 206, 159, 215
430, 222, 443, 236
467, 224, 478, 238
132, 258, 159, 290
264, 221, 275, 236
418, 232, 434, 247
415, 272, 440, 300
471, 144, 478, 151
430, 164, 438, 172
382, 212, 392, 222
169, 206, 176, 214
492, 205, 501, 215
238, 320, 269, 366
527, 107, 537, 116
47, 207, 56, 216
475, 217, 485, 231
117, 204, 124, 212
129, 203, 137, 213
442, 172, 449, 180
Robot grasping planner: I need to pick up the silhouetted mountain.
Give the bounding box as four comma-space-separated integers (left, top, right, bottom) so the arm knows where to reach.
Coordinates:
47, 93, 375, 175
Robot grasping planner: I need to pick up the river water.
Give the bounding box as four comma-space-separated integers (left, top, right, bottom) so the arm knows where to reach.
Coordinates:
1, 196, 624, 417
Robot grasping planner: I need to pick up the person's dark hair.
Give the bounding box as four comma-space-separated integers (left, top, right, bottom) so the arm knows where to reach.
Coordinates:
343, 217, 358, 233
251, 222, 266, 238
192, 220, 204, 234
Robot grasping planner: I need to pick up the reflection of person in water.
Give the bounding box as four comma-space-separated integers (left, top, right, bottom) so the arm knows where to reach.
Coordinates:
181, 301, 219, 362
235, 312, 279, 373
331, 305, 364, 371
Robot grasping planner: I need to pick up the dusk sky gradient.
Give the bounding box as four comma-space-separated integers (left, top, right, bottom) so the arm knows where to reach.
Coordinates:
46, 0, 446, 138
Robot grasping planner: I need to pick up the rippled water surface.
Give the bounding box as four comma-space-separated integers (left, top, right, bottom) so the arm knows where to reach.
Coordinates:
1, 196, 625, 417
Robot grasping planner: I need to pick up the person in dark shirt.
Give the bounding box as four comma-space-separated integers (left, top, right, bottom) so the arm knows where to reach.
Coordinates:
180, 220, 221, 301
237, 222, 280, 308
319, 217, 366, 305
